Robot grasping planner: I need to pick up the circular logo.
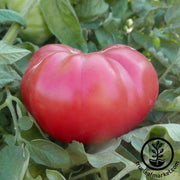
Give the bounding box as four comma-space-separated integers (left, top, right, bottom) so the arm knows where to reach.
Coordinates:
141, 138, 174, 170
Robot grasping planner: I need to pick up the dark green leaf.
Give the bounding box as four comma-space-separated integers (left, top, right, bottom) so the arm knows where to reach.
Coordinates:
116, 145, 139, 163
107, 0, 130, 21
87, 41, 97, 53
17, 42, 39, 54
29, 139, 70, 169
95, 28, 124, 48
21, 124, 44, 141
23, 171, 42, 180
74, 0, 109, 29
40, 0, 87, 52
24, 169, 42, 180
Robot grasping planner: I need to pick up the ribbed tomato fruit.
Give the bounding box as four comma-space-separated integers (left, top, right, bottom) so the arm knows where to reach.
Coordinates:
21, 44, 159, 144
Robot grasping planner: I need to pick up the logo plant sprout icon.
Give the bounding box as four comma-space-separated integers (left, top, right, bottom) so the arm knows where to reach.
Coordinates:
149, 140, 165, 167
141, 138, 174, 170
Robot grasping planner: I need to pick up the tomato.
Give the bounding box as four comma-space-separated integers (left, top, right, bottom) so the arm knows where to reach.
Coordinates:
21, 44, 159, 144
0, 0, 51, 44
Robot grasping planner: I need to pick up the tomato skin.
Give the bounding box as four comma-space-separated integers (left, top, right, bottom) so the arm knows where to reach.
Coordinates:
0, 0, 51, 44
21, 44, 159, 144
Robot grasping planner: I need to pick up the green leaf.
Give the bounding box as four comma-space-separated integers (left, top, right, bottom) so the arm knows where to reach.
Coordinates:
121, 124, 180, 152
66, 141, 87, 167
0, 65, 21, 88
46, 169, 66, 180
24, 169, 42, 180
4, 134, 16, 145
116, 144, 139, 164
165, 0, 180, 26
40, 0, 87, 52
0, 41, 30, 65
131, 0, 155, 28
0, 145, 30, 180
18, 116, 33, 131
74, 0, 109, 29
132, 32, 179, 63
0, 110, 9, 128
0, 89, 5, 102
122, 170, 142, 180
0, 9, 26, 27
107, 0, 130, 22
131, 0, 147, 13
154, 89, 180, 112
86, 138, 126, 168
27, 161, 46, 180
29, 139, 70, 169
94, 12, 127, 48
17, 42, 39, 54
95, 27, 119, 48
87, 41, 97, 53
67, 139, 130, 169
132, 31, 154, 50
21, 124, 44, 141
131, 0, 168, 29
87, 149, 128, 168
132, 32, 180, 77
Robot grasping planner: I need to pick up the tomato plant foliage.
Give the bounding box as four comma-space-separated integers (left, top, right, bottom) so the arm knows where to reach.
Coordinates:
0, 0, 180, 180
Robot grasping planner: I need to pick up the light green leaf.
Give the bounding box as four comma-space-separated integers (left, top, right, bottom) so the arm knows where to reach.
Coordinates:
0, 41, 30, 64
0, 145, 30, 180
154, 89, 180, 112
0, 64, 21, 88
40, 0, 87, 52
29, 139, 70, 169
4, 134, 16, 145
66, 141, 87, 167
0, 9, 26, 26
86, 138, 125, 168
132, 32, 180, 76
18, 116, 33, 131
87, 150, 128, 168
46, 169, 66, 180
121, 124, 180, 152
67, 139, 130, 168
